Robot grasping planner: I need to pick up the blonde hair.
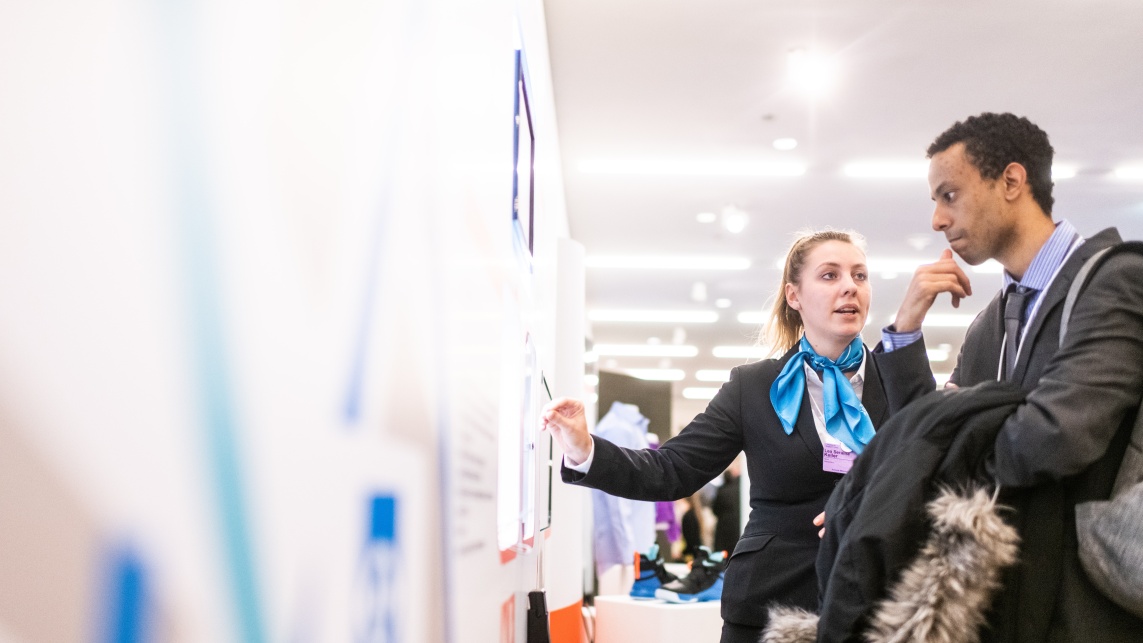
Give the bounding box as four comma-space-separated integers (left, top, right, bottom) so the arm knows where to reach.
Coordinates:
761, 229, 867, 356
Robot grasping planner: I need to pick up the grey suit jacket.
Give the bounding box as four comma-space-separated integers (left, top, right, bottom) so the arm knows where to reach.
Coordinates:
950, 227, 1143, 642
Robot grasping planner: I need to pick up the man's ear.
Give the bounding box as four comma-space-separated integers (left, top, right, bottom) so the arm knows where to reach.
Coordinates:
1001, 162, 1028, 202
785, 282, 801, 311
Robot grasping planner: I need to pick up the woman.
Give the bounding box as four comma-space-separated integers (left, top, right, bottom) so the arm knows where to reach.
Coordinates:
541, 230, 934, 642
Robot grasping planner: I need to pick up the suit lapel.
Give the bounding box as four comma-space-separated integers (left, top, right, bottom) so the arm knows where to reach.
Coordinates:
1012, 229, 1121, 381
793, 386, 824, 463
772, 346, 823, 461
861, 348, 889, 427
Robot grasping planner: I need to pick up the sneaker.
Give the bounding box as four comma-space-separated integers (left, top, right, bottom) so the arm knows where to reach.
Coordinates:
629, 543, 679, 599
654, 546, 727, 603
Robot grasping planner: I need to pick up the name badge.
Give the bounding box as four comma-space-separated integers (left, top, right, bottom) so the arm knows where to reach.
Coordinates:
823, 443, 856, 474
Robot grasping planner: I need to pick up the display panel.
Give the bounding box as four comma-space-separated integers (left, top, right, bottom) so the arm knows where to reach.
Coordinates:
512, 49, 535, 256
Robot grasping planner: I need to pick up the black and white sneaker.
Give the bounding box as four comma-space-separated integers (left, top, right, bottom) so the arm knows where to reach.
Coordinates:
629, 543, 679, 599
654, 546, 727, 603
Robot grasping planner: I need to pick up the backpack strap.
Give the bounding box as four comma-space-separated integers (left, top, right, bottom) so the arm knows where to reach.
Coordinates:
1060, 241, 1143, 345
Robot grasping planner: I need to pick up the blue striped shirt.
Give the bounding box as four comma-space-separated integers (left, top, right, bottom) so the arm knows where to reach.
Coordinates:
1002, 219, 1082, 328
882, 219, 1083, 351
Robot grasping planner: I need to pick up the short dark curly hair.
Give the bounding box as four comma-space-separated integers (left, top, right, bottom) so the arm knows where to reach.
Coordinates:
927, 112, 1055, 215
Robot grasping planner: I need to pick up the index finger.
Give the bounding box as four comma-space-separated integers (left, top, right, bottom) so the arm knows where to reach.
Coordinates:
934, 254, 973, 297
542, 396, 583, 417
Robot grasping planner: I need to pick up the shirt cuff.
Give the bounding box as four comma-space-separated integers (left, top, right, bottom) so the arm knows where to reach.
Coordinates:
881, 325, 923, 352
564, 437, 595, 473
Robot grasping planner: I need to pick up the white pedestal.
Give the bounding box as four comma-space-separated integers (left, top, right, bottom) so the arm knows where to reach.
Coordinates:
594, 595, 722, 643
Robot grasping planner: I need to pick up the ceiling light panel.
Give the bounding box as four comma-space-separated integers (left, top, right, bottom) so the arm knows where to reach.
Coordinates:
786, 48, 837, 96
624, 368, 686, 381
695, 369, 731, 382
682, 387, 720, 400
594, 344, 699, 357
737, 312, 765, 324
712, 345, 769, 358
588, 310, 718, 323
1114, 166, 1143, 180
586, 256, 751, 270
773, 138, 798, 151
1052, 165, 1077, 180
843, 161, 929, 179
578, 159, 806, 177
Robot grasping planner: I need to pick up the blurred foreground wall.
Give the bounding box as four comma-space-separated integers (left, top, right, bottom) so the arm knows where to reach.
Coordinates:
0, 0, 578, 641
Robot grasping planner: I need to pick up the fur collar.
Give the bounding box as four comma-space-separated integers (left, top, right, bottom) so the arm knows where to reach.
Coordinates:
763, 486, 1020, 643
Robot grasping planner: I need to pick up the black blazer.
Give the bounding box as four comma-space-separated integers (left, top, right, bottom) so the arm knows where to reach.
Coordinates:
563, 339, 933, 627
950, 227, 1143, 642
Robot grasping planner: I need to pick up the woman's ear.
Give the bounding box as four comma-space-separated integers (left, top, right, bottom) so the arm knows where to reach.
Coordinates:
785, 282, 801, 311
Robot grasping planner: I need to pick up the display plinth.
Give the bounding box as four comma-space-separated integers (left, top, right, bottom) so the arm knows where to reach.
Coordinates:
594, 595, 722, 643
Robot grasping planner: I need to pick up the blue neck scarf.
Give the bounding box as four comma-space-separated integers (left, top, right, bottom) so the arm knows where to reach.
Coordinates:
769, 336, 876, 454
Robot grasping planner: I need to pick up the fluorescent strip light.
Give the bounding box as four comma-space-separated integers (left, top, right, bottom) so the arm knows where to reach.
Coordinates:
737, 311, 766, 325
589, 310, 718, 323
586, 256, 751, 270
696, 369, 732, 382
682, 387, 720, 400
1114, 166, 1143, 180
1052, 165, 1077, 180
926, 348, 950, 362
843, 161, 928, 179
579, 159, 807, 177
593, 344, 699, 357
888, 314, 974, 328
773, 138, 798, 151
624, 368, 686, 381
712, 345, 770, 358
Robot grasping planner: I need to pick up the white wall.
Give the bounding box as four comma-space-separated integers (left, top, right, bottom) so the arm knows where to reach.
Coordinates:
0, 0, 579, 641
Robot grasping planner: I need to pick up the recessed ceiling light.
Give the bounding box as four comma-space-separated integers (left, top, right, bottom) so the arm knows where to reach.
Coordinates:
712, 345, 770, 358
691, 282, 708, 302
773, 138, 798, 151
695, 369, 732, 382
1114, 166, 1143, 180
737, 312, 765, 324
696, 211, 717, 223
843, 161, 929, 179
624, 368, 685, 381
594, 344, 699, 357
578, 159, 806, 177
584, 351, 598, 364
682, 387, 720, 400
722, 205, 749, 234
589, 310, 718, 323
715, 298, 732, 309
787, 48, 837, 96
586, 256, 751, 270
584, 374, 599, 386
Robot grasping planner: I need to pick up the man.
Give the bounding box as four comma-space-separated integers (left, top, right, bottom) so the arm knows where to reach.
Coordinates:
885, 112, 1143, 641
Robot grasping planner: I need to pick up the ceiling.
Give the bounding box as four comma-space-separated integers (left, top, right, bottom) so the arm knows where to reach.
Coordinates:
545, 0, 1143, 430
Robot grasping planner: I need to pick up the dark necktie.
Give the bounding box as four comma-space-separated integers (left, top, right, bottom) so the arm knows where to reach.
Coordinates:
1003, 284, 1033, 378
